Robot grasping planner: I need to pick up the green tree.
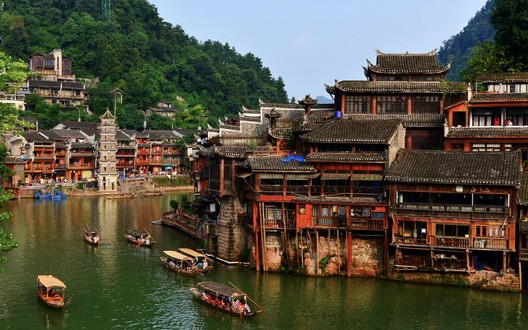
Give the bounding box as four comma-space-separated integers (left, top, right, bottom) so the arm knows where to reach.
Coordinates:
491, 0, 528, 71
0, 51, 31, 269
461, 41, 515, 83
0, 51, 30, 94
0, 144, 17, 271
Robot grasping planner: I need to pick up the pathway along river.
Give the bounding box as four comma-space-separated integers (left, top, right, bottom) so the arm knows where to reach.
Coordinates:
1, 193, 527, 329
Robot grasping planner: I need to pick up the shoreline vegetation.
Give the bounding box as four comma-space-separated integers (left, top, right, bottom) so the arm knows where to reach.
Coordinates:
13, 175, 194, 199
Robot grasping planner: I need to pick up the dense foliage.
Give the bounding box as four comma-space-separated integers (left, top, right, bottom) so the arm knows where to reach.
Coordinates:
0, 53, 27, 270
437, 0, 495, 81
457, 0, 528, 82
0, 0, 288, 130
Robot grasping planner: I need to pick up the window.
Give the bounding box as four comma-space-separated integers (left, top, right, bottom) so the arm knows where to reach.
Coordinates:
436, 224, 469, 237
397, 221, 427, 238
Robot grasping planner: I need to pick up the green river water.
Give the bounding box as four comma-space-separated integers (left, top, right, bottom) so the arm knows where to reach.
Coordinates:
1, 193, 527, 329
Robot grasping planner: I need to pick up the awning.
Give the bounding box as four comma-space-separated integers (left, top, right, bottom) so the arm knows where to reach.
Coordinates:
236, 172, 253, 178
321, 173, 350, 180
351, 174, 384, 181
260, 173, 283, 179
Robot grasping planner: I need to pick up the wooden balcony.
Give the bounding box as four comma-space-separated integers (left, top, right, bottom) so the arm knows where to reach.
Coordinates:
394, 235, 509, 251
395, 203, 509, 221
393, 236, 427, 246
264, 218, 296, 229
430, 236, 470, 248
348, 218, 385, 231
519, 249, 528, 260
312, 217, 346, 228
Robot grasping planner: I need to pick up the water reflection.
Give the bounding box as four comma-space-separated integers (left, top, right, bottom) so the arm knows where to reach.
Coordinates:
1, 194, 528, 329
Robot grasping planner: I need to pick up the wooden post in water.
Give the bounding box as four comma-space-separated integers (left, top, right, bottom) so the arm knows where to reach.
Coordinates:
254, 203, 261, 272
315, 230, 320, 275
347, 231, 353, 276
519, 260, 523, 291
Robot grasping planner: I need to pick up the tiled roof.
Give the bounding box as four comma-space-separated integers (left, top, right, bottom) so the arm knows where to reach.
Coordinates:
519, 172, 528, 206
247, 155, 316, 172
269, 128, 291, 139
447, 127, 528, 138
470, 93, 528, 103
301, 119, 401, 143
70, 142, 93, 149
214, 146, 252, 158
346, 113, 445, 128
293, 196, 380, 204
385, 149, 521, 186
5, 156, 27, 164
45, 129, 86, 139
116, 130, 133, 140
259, 101, 334, 111
23, 132, 50, 142
367, 50, 449, 75
477, 72, 528, 83
328, 81, 459, 94
59, 121, 99, 130
305, 152, 386, 162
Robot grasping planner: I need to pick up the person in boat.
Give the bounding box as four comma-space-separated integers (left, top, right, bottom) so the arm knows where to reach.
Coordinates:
92, 232, 99, 243
145, 235, 151, 245
243, 302, 251, 314
202, 259, 208, 270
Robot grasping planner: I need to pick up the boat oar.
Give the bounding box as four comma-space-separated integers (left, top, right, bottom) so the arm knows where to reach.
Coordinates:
228, 281, 265, 312
143, 227, 156, 243
136, 240, 143, 247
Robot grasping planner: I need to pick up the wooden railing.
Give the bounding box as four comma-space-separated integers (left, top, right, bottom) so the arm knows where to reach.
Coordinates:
519, 249, 528, 260
395, 235, 509, 250
264, 218, 295, 229
348, 218, 385, 230
430, 236, 470, 248
395, 204, 509, 221
393, 237, 427, 245
312, 217, 346, 228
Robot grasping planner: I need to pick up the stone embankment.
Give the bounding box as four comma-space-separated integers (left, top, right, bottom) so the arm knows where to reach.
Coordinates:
386, 269, 520, 292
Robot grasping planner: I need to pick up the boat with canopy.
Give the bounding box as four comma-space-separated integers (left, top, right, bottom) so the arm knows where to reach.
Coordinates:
190, 281, 264, 317
37, 275, 66, 308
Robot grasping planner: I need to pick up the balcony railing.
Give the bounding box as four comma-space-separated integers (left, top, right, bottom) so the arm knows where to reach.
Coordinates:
393, 236, 427, 245
348, 218, 385, 230
264, 218, 296, 229
394, 235, 509, 250
395, 203, 509, 221
312, 217, 346, 228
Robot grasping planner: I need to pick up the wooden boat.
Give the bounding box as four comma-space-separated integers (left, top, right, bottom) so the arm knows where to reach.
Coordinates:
179, 248, 213, 273
84, 226, 101, 245
144, 189, 163, 197
37, 275, 66, 308
190, 281, 264, 317
160, 250, 203, 276
124, 228, 154, 247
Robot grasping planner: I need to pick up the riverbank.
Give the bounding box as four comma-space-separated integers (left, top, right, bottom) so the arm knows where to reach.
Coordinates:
13, 184, 193, 198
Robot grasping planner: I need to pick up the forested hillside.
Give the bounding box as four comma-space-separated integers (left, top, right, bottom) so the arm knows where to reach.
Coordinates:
0, 0, 288, 130
437, 0, 495, 81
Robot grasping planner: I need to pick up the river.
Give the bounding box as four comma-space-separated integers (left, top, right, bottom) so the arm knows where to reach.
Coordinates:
1, 193, 527, 329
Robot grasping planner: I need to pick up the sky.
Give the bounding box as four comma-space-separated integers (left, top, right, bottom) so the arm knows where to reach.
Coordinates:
148, 0, 489, 101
